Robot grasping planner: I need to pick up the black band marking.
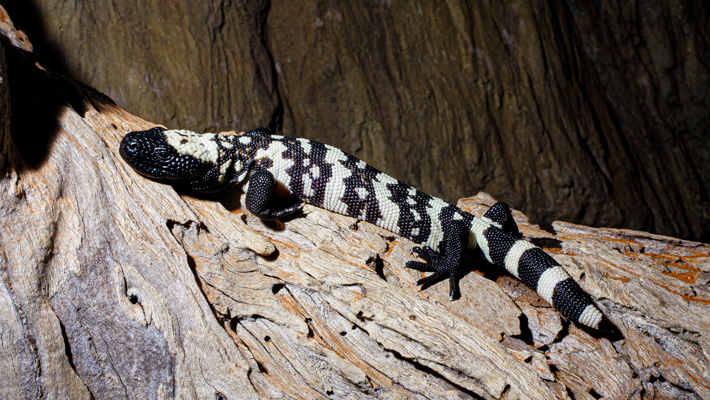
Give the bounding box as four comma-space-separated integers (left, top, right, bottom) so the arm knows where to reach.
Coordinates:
550, 278, 592, 321
517, 247, 556, 291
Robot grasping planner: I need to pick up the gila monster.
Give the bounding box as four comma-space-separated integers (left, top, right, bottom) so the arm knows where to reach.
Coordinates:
119, 126, 616, 333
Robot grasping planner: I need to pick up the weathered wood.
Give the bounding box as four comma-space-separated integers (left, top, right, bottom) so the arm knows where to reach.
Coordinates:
1, 7, 709, 400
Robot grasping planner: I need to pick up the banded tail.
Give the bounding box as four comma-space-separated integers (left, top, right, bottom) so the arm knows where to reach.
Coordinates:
470, 203, 614, 332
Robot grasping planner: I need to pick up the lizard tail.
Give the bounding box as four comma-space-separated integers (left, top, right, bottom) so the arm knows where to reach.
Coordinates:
470, 213, 616, 333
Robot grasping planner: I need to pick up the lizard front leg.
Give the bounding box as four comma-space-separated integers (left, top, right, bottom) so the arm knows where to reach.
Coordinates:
245, 169, 304, 220
483, 202, 521, 237
406, 220, 469, 299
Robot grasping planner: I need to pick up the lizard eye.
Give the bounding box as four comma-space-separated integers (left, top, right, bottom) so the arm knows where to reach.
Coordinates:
154, 148, 173, 162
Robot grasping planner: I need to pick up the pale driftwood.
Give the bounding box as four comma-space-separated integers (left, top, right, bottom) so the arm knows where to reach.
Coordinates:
1, 15, 710, 400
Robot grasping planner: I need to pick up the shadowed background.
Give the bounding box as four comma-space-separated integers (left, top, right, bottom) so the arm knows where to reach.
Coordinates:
4, 0, 709, 241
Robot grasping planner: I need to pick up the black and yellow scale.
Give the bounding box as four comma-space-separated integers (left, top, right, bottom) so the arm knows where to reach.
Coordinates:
120, 126, 615, 333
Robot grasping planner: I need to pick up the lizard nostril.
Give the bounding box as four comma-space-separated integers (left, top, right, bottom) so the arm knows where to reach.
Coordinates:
125, 140, 140, 153
120, 136, 143, 159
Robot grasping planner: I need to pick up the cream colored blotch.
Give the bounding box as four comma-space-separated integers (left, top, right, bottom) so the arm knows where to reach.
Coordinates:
164, 130, 220, 164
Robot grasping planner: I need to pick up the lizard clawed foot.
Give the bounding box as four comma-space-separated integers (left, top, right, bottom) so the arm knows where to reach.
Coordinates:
406, 246, 462, 300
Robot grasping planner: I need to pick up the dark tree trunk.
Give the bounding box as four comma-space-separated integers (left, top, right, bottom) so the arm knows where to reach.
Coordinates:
4, 0, 709, 241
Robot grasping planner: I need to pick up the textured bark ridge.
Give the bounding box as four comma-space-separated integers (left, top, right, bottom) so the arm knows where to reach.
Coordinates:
1, 7, 710, 400
6, 0, 710, 242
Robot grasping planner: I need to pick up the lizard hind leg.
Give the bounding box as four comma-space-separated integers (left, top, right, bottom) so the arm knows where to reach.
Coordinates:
245, 169, 304, 220
484, 202, 521, 237
406, 220, 469, 299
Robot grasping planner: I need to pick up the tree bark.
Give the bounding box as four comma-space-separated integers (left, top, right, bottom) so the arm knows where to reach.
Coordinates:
4, 0, 710, 241
1, 6, 709, 400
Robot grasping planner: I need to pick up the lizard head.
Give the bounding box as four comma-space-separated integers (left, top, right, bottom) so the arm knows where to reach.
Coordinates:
120, 127, 232, 191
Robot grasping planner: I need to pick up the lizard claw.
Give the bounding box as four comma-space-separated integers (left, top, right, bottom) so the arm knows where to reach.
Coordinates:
411, 246, 441, 263
408, 245, 462, 299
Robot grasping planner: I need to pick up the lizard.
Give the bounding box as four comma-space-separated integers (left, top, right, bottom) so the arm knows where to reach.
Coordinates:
119, 126, 616, 333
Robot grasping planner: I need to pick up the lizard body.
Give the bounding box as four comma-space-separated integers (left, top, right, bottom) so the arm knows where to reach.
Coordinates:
120, 127, 615, 333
